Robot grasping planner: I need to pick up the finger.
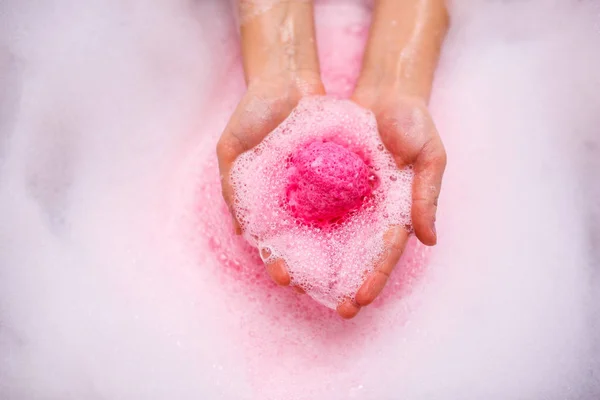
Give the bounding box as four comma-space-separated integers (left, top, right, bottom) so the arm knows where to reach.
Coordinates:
374, 101, 446, 246
336, 299, 361, 319
412, 135, 446, 246
292, 286, 305, 294
355, 226, 409, 306
264, 258, 291, 286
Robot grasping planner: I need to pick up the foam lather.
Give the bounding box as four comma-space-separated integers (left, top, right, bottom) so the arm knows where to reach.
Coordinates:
230, 96, 414, 308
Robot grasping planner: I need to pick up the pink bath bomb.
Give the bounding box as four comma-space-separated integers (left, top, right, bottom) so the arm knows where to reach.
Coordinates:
285, 140, 372, 225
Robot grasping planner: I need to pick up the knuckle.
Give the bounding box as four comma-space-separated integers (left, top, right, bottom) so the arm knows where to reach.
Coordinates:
215, 136, 228, 158
412, 198, 434, 219
413, 189, 439, 207
217, 131, 247, 163
436, 146, 448, 168
420, 137, 447, 169
376, 269, 391, 279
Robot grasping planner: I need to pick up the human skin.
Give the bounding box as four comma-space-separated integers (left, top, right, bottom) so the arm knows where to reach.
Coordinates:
339, 0, 449, 318
217, 0, 325, 287
216, 0, 449, 317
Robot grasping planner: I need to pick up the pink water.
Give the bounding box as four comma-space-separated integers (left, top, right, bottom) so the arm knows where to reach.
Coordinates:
1, 0, 599, 399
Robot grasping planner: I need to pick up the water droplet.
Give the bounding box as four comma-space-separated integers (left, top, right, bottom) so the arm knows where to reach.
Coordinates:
390, 175, 397, 181
377, 144, 384, 151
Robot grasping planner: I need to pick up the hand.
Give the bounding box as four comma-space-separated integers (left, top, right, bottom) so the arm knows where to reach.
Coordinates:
335, 0, 448, 319
219, 0, 447, 316
336, 91, 446, 318
217, 0, 323, 286
216, 72, 325, 284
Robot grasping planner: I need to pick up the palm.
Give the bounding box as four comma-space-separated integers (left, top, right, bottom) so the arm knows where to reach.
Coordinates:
336, 93, 446, 318
217, 73, 324, 229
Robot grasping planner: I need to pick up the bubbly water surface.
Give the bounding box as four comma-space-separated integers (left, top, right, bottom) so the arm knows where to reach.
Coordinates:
1, 0, 599, 399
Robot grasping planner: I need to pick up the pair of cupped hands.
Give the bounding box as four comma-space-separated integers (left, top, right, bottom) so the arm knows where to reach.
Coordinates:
216, 67, 446, 319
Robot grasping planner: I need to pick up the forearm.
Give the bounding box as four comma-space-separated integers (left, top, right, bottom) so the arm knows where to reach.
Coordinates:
238, 0, 322, 90
356, 0, 449, 101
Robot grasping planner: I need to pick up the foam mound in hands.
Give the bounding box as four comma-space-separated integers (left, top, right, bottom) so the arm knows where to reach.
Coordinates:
230, 96, 413, 309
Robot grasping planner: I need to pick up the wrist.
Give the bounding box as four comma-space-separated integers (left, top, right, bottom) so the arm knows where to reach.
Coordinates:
246, 68, 325, 101
353, 76, 430, 113
356, 0, 448, 103
240, 1, 321, 89
354, 72, 432, 105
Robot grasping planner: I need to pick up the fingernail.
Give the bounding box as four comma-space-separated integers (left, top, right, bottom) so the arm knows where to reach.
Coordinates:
431, 221, 437, 239
259, 247, 272, 262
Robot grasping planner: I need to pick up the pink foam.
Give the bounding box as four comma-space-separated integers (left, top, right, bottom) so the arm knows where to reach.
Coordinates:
230, 96, 414, 308
286, 140, 373, 226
